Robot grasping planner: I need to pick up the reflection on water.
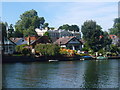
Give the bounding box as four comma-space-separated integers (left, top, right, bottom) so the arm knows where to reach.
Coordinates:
3, 59, 119, 88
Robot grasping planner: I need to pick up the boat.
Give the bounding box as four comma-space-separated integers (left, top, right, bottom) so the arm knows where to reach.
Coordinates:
96, 56, 108, 60
81, 56, 94, 60
49, 60, 59, 62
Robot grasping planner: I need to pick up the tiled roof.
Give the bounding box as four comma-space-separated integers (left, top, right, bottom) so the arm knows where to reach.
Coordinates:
109, 35, 118, 39
10, 38, 23, 43
25, 36, 38, 41
31, 36, 52, 45
54, 36, 77, 45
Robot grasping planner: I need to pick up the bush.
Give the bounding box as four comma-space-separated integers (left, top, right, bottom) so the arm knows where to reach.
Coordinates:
35, 44, 60, 56
15, 45, 21, 53
21, 48, 31, 56
15, 44, 31, 56
60, 48, 76, 56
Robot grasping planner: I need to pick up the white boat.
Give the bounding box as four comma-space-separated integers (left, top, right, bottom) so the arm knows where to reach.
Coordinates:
96, 56, 108, 60
80, 58, 85, 60
49, 60, 58, 62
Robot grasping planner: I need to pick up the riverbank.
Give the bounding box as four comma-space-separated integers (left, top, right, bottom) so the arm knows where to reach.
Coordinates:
2, 55, 120, 63
2, 55, 82, 63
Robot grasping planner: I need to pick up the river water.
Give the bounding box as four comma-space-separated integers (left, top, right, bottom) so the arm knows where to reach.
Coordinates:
2, 59, 120, 88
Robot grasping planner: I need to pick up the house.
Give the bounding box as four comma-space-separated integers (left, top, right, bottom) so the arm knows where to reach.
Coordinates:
1, 38, 16, 54
109, 35, 120, 46
30, 36, 52, 48
35, 28, 81, 42
54, 36, 83, 50
10, 36, 39, 45
10, 38, 27, 45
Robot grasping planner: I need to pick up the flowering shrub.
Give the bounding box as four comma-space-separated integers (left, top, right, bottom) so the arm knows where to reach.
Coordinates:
60, 48, 75, 56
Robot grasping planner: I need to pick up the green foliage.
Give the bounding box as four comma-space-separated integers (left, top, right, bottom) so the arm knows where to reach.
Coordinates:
8, 24, 14, 38
49, 27, 55, 30
109, 44, 120, 54
43, 32, 49, 36
109, 17, 120, 37
21, 48, 31, 56
15, 44, 28, 53
59, 50, 68, 55
81, 47, 89, 52
12, 30, 23, 37
69, 25, 79, 32
58, 24, 80, 32
43, 23, 49, 29
58, 24, 70, 30
81, 20, 112, 52
35, 44, 60, 56
23, 26, 38, 37
98, 48, 106, 55
99, 44, 120, 56
15, 9, 46, 37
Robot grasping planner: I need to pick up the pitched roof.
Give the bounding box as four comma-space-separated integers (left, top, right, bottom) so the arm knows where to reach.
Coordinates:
54, 36, 81, 45
31, 36, 52, 45
4, 38, 16, 45
109, 35, 118, 39
25, 36, 38, 41
10, 38, 23, 43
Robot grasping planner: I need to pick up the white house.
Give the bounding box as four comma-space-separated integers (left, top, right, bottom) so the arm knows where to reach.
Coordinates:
54, 36, 83, 50
35, 28, 81, 42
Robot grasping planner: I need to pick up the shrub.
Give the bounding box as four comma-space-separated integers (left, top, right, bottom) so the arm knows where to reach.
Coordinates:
15, 45, 21, 53
21, 48, 31, 56
59, 48, 75, 56
35, 44, 60, 56
15, 44, 31, 56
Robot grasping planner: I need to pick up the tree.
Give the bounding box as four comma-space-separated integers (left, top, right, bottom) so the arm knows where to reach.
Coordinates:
58, 24, 70, 30
43, 23, 49, 29
39, 17, 45, 29
43, 32, 49, 36
49, 27, 55, 30
15, 9, 46, 37
35, 44, 60, 56
58, 24, 80, 32
109, 17, 120, 36
8, 24, 14, 38
15, 44, 30, 55
23, 26, 38, 37
69, 25, 80, 32
81, 20, 112, 52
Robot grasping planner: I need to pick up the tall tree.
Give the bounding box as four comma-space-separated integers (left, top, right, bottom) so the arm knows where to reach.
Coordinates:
15, 9, 46, 37
81, 20, 111, 52
8, 24, 14, 38
109, 17, 120, 36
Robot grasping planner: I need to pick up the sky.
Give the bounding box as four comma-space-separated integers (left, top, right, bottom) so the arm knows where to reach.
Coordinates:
1, 1, 118, 31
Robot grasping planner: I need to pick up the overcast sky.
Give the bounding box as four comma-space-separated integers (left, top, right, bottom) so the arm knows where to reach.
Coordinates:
1, 1, 118, 31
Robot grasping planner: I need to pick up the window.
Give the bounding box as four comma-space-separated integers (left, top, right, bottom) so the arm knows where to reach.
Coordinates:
22, 39, 24, 42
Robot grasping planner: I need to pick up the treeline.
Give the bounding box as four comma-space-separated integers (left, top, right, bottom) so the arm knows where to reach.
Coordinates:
1, 9, 120, 38
1, 9, 120, 54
